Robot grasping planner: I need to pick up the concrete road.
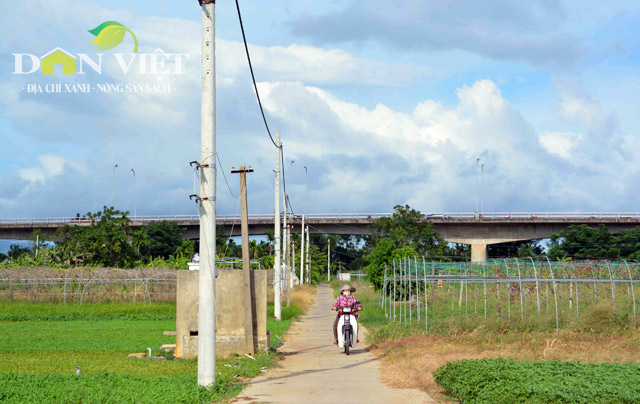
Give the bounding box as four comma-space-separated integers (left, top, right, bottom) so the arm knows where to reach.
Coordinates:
233, 285, 434, 404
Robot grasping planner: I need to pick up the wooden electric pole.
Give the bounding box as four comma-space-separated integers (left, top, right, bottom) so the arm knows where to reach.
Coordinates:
231, 165, 255, 354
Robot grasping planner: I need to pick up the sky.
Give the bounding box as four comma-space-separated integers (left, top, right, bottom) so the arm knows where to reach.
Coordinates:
1, 0, 640, 228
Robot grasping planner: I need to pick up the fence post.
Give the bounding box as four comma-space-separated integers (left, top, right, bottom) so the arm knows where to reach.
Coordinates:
424, 257, 428, 334
415, 256, 420, 324
404, 257, 408, 324
393, 260, 396, 321
575, 279, 579, 318
529, 257, 541, 316
464, 263, 469, 317
515, 258, 524, 321
409, 257, 413, 324
546, 257, 560, 335
606, 261, 616, 313
623, 259, 637, 327
382, 264, 387, 318
504, 259, 511, 320
483, 264, 487, 320
590, 264, 598, 304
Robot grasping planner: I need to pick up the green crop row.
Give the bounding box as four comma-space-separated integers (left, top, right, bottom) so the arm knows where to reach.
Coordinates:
0, 301, 176, 321
0, 354, 274, 404
434, 358, 640, 404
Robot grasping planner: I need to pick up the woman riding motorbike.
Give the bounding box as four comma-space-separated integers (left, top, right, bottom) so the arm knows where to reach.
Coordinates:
331, 284, 363, 344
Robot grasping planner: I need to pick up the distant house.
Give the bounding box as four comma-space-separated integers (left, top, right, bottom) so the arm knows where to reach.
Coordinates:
40, 47, 76, 75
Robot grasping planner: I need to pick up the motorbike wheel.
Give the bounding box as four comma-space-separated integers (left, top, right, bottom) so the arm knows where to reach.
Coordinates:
344, 329, 350, 355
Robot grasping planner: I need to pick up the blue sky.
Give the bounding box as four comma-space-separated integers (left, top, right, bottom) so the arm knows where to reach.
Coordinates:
1, 0, 640, 226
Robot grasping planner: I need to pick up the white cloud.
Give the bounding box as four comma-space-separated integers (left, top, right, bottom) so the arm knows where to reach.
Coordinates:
538, 131, 583, 159
18, 154, 72, 184
1, 0, 639, 220
217, 40, 438, 86
255, 77, 640, 213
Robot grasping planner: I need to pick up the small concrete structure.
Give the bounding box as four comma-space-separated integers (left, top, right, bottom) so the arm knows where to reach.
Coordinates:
175, 269, 267, 358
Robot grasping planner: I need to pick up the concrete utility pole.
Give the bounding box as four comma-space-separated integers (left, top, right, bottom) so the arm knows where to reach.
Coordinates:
475, 158, 480, 218
300, 215, 305, 285
197, 0, 216, 388
283, 192, 288, 300
273, 131, 282, 320
303, 165, 309, 283
327, 238, 330, 281
131, 169, 137, 218
231, 165, 255, 354
306, 226, 310, 283
112, 164, 118, 207
481, 163, 484, 215
287, 239, 293, 306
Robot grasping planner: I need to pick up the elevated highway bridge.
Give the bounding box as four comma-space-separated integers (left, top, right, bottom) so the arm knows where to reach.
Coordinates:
3, 212, 640, 261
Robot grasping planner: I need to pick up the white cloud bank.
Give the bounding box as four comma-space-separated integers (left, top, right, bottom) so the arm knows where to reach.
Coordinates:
1, 0, 639, 219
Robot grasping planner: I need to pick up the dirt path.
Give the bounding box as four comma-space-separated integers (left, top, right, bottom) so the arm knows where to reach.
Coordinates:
234, 285, 434, 404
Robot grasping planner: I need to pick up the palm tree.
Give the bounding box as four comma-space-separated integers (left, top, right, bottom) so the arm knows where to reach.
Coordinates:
249, 240, 263, 259
266, 230, 275, 255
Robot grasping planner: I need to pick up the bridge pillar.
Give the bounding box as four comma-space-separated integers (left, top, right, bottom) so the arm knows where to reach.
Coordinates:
470, 244, 487, 262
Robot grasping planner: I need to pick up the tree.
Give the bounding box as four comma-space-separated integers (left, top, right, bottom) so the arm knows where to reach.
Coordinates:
141, 221, 186, 259
265, 230, 275, 255
176, 239, 195, 259
7, 244, 31, 259
547, 224, 640, 259
55, 206, 137, 267
547, 224, 618, 259
307, 242, 328, 284
364, 205, 450, 288
132, 229, 150, 255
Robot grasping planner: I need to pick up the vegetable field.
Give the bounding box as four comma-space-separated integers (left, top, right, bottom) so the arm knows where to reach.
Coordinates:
434, 358, 640, 404
0, 301, 294, 403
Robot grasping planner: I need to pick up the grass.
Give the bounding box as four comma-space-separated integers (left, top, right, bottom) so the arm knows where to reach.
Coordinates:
0, 286, 315, 403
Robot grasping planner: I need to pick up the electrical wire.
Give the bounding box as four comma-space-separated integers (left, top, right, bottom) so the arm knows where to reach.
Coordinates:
280, 144, 294, 214
216, 153, 238, 199
223, 182, 245, 258
234, 0, 297, 213
234, 0, 278, 149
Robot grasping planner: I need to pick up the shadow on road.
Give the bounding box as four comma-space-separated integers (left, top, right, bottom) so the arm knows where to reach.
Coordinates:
248, 356, 377, 385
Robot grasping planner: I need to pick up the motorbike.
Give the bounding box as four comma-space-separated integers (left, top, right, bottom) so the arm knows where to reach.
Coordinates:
337, 306, 359, 355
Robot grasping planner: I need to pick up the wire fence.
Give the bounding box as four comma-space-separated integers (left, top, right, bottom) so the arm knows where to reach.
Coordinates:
0, 259, 266, 304
0, 267, 177, 303
381, 257, 640, 334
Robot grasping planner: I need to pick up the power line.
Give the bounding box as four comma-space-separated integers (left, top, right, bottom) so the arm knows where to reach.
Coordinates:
234, 0, 278, 149
216, 153, 238, 199
233, 2, 294, 211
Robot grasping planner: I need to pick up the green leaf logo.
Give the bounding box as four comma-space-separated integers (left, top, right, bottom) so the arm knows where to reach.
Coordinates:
88, 21, 138, 53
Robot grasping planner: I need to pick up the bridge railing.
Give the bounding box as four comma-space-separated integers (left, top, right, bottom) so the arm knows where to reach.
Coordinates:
3, 212, 640, 226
